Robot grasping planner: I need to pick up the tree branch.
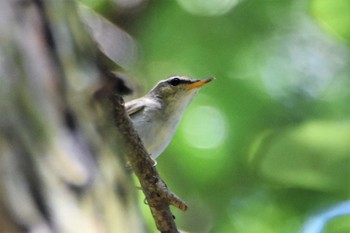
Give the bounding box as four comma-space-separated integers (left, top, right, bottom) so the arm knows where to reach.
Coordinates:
110, 94, 188, 233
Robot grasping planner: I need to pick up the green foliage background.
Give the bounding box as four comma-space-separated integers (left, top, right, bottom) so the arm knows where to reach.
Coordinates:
83, 0, 350, 232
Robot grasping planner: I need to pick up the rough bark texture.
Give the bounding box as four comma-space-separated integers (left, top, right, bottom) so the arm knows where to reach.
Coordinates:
0, 0, 143, 232
0, 1, 186, 232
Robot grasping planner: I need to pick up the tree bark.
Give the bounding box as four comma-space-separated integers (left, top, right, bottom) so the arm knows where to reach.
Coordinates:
0, 1, 144, 232
0, 1, 187, 232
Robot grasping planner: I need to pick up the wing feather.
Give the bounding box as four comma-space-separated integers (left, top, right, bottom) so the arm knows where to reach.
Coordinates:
125, 99, 145, 116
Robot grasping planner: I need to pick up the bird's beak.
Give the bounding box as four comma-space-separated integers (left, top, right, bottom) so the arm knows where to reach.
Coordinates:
186, 77, 215, 90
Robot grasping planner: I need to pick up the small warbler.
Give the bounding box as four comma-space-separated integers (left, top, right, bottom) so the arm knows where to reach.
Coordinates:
125, 75, 214, 159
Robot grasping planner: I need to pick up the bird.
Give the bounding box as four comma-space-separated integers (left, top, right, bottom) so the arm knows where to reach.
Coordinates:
125, 75, 214, 160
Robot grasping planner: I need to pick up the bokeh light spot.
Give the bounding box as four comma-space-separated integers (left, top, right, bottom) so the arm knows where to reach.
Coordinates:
181, 105, 227, 150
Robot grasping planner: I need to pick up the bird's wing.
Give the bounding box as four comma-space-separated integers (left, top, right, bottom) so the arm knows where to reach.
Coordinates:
125, 99, 145, 117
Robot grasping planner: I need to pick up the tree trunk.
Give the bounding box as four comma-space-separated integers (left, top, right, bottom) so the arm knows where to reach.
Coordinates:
0, 1, 145, 232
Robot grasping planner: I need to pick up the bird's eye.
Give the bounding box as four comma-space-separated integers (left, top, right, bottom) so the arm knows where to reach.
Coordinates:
169, 78, 180, 86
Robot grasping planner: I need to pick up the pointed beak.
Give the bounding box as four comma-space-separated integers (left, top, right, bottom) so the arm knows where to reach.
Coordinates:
186, 77, 215, 90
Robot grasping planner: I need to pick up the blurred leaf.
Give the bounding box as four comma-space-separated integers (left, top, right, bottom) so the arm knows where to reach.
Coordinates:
228, 191, 300, 233
324, 215, 350, 233
311, 0, 350, 43
254, 121, 350, 193
79, 0, 116, 14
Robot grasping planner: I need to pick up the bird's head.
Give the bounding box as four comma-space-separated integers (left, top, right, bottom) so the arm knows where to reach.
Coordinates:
148, 76, 214, 105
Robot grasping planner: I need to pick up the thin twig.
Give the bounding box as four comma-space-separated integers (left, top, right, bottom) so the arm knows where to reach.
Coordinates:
110, 94, 187, 233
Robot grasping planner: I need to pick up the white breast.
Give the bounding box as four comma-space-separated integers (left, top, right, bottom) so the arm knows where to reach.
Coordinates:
130, 103, 177, 159
129, 92, 197, 159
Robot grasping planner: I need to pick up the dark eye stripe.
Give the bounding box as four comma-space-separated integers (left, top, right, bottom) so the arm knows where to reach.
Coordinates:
168, 77, 192, 86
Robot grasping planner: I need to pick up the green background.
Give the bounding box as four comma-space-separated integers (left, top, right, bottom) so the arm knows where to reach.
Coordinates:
82, 0, 350, 232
